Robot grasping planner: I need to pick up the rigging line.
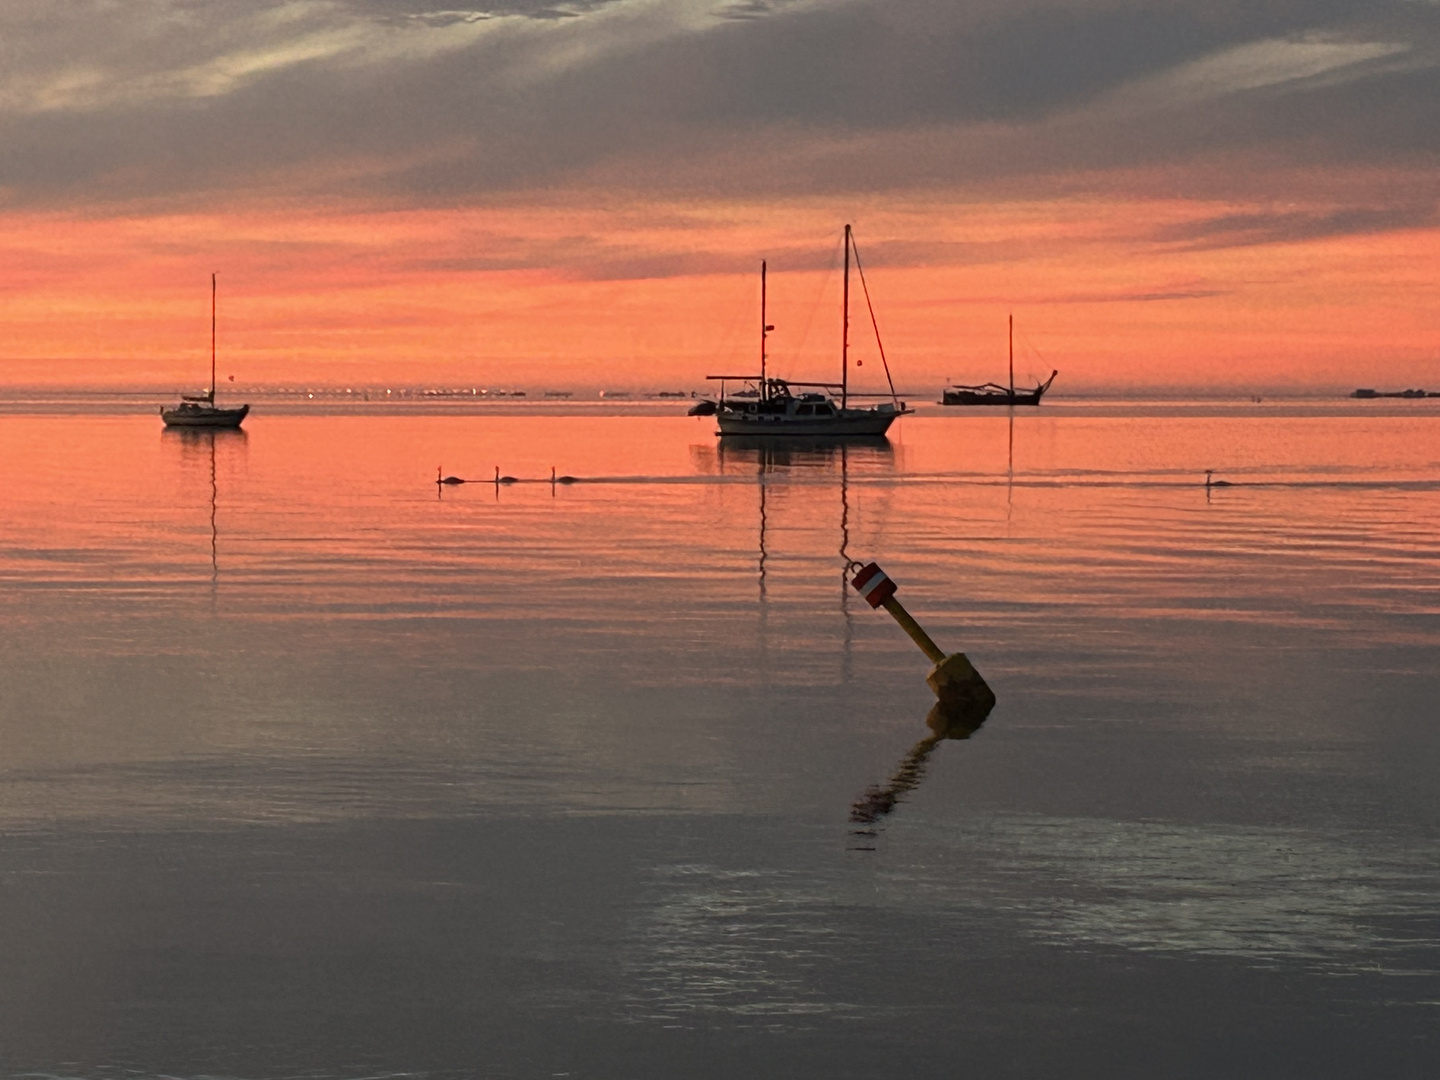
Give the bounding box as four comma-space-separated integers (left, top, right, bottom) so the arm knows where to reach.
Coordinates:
849, 238, 900, 406
1016, 327, 1050, 373
789, 234, 843, 377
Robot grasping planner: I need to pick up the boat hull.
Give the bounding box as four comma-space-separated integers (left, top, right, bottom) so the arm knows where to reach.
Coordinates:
161, 403, 250, 428
940, 389, 1045, 406
717, 408, 900, 437
941, 369, 1057, 407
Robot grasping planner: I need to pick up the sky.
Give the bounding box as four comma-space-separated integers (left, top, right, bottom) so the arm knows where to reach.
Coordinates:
1, 0, 1437, 393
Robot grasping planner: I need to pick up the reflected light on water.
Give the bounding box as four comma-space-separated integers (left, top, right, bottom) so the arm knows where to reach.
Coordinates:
0, 404, 1437, 1074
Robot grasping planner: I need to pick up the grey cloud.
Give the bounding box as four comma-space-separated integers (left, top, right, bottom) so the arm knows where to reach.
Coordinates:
910, 285, 1229, 306
1151, 202, 1440, 249
0, 0, 1437, 247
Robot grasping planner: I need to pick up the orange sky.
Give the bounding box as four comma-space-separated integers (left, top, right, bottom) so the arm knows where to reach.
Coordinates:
2, 2, 1438, 394
0, 189, 1435, 394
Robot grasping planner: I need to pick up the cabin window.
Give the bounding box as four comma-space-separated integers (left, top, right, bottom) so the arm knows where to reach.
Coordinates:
815, 404, 834, 416
796, 404, 814, 416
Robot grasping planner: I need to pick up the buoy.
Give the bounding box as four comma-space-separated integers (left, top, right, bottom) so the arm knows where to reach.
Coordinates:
851, 561, 996, 711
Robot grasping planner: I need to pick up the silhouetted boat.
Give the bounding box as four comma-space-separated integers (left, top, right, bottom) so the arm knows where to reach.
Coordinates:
1352, 387, 1432, 399
700, 226, 910, 437
941, 315, 1057, 406
161, 274, 249, 429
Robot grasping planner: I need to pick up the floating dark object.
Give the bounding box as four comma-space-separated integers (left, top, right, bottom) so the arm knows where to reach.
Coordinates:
941, 314, 1057, 406
551, 467, 577, 484
494, 466, 518, 485
437, 467, 469, 485
940, 373, 1056, 406
1352, 387, 1430, 399
1205, 470, 1232, 488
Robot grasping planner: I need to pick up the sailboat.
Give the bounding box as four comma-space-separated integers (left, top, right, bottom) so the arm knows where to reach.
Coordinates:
161, 273, 250, 429
941, 314, 1057, 406
692, 225, 910, 437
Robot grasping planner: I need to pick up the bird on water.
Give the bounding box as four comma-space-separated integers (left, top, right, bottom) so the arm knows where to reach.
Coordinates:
551, 466, 577, 484
495, 466, 518, 485
1205, 470, 1232, 488
437, 467, 466, 485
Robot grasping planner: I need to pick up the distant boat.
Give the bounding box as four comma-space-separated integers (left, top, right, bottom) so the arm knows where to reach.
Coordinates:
544, 390, 573, 398
941, 315, 1057, 406
1352, 387, 1432, 399
699, 225, 910, 438
161, 274, 249, 429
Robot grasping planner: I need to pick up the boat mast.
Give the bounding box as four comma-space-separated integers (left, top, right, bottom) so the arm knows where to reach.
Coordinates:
1008, 312, 1014, 399
210, 272, 218, 401
842, 224, 851, 409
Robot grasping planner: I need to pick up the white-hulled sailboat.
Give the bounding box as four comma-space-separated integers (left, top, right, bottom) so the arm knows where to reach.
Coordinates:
691, 225, 909, 437
161, 273, 249, 429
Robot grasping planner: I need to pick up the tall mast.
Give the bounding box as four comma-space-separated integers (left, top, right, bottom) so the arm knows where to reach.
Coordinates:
760, 260, 767, 402
841, 224, 851, 409
1008, 312, 1014, 398
210, 272, 218, 400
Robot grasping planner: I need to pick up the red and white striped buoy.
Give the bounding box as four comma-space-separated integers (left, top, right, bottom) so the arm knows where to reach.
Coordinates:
850, 561, 898, 609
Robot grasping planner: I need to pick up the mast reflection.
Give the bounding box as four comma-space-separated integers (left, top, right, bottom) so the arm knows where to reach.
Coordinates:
715, 436, 894, 598
163, 427, 246, 595
695, 435, 896, 687
849, 695, 994, 831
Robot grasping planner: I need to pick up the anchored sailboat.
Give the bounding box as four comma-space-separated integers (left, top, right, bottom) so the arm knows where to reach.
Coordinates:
161, 273, 249, 429
692, 225, 910, 437
941, 314, 1057, 406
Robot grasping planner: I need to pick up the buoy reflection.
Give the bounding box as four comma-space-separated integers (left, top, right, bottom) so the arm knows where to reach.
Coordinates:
849, 695, 994, 829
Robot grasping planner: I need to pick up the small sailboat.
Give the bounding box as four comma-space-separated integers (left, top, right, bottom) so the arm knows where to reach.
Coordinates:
697, 225, 910, 437
941, 315, 1057, 406
161, 273, 249, 429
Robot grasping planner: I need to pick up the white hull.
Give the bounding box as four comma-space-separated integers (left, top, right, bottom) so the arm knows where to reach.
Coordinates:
717, 406, 900, 437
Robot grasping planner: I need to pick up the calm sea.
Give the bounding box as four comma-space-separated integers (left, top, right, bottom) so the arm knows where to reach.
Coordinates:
1, 399, 1438, 1078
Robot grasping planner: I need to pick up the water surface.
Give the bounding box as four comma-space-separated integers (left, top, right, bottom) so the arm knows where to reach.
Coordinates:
1, 402, 1437, 1077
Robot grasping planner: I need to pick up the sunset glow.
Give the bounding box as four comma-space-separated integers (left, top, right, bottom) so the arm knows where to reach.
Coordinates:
1, 2, 1436, 393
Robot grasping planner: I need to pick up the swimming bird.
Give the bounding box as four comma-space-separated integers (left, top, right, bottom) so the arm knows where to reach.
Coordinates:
495, 465, 517, 485
437, 466, 466, 485
1205, 470, 1232, 488
551, 466, 577, 484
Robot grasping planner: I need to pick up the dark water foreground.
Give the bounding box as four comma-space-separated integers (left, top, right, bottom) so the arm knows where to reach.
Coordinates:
1, 405, 1437, 1077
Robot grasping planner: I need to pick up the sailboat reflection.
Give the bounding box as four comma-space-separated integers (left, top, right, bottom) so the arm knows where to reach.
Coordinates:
712, 435, 894, 622
713, 434, 892, 467
849, 695, 994, 830
163, 427, 246, 591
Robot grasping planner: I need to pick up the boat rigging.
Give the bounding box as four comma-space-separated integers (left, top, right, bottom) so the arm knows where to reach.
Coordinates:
161, 273, 250, 429
941, 314, 1057, 406
690, 225, 911, 437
